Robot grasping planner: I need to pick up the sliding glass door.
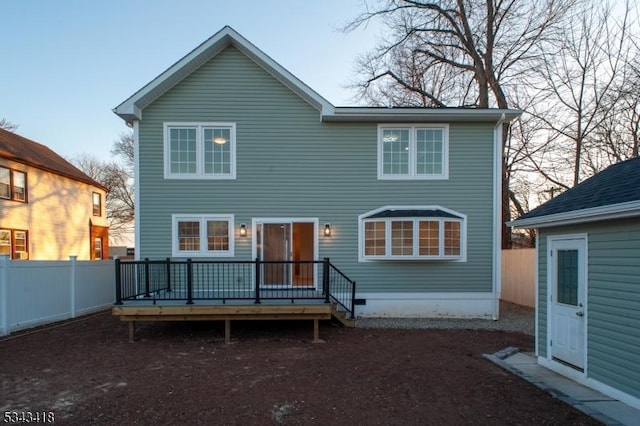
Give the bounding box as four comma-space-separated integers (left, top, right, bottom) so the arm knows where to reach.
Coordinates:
255, 220, 316, 287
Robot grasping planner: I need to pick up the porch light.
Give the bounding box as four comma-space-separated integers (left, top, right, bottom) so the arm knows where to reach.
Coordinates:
324, 223, 331, 237
239, 223, 247, 237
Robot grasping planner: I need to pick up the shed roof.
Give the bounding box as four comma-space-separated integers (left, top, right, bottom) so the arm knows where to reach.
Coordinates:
510, 157, 640, 228
0, 127, 107, 190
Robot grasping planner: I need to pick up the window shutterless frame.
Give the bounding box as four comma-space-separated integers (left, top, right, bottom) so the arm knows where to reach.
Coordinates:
163, 122, 236, 180
0, 166, 28, 202
358, 206, 466, 261
0, 228, 29, 259
171, 214, 235, 257
92, 192, 102, 216
377, 124, 449, 180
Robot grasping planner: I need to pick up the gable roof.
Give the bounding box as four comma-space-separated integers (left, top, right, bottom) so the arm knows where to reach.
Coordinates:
510, 157, 640, 228
114, 26, 333, 124
0, 127, 107, 190
113, 26, 521, 125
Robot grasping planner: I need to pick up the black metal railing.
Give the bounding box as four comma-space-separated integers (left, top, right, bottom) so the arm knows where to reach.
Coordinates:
115, 257, 356, 319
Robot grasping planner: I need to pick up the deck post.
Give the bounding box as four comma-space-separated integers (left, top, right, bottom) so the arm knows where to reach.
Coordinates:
254, 258, 261, 304
225, 319, 231, 344
323, 258, 330, 303
128, 321, 135, 343
115, 258, 123, 305
186, 259, 194, 305
350, 281, 357, 319
166, 257, 172, 292
312, 319, 325, 343
144, 258, 151, 297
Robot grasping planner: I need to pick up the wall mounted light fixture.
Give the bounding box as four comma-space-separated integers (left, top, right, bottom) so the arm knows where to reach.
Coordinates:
324, 223, 331, 237
239, 223, 247, 237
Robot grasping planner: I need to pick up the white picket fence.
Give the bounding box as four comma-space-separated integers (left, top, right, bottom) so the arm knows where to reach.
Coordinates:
0, 255, 116, 336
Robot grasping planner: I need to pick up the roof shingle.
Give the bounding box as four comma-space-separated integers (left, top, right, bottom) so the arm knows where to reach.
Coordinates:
516, 157, 640, 221
0, 127, 106, 190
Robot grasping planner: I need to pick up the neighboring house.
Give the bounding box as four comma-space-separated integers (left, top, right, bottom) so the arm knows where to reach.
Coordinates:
113, 26, 520, 318
510, 157, 640, 410
0, 128, 109, 260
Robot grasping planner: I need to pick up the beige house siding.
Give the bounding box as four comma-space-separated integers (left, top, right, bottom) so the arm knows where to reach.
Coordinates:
0, 158, 108, 260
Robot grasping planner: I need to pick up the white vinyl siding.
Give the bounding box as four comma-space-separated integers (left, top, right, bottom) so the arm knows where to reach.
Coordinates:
172, 214, 234, 257
378, 124, 448, 180
164, 123, 236, 179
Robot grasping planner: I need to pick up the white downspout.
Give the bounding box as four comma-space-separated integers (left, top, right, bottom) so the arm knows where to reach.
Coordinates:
133, 120, 140, 260
492, 113, 506, 320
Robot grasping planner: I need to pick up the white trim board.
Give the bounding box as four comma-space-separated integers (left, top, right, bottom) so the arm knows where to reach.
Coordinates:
355, 292, 495, 318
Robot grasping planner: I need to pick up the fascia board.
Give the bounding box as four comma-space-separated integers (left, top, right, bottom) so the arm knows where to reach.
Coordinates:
509, 201, 640, 228
323, 108, 522, 123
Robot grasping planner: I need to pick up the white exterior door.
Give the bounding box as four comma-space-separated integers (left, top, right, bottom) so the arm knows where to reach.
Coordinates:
549, 236, 586, 369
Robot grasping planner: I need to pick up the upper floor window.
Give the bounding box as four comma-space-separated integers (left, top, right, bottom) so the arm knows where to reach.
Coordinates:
171, 214, 234, 257
164, 123, 236, 179
92, 192, 102, 216
378, 125, 448, 180
0, 228, 29, 260
0, 166, 27, 202
358, 206, 465, 261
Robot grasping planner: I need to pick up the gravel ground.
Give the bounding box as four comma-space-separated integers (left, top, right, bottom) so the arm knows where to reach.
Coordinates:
357, 300, 534, 335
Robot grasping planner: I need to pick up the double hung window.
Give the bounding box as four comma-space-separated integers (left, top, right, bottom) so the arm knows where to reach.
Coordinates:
378, 125, 448, 179
0, 229, 28, 259
164, 123, 236, 179
172, 214, 234, 257
92, 192, 102, 216
0, 166, 27, 202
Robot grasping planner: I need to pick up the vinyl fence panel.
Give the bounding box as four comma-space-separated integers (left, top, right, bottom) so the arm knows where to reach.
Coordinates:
501, 249, 535, 308
0, 256, 115, 336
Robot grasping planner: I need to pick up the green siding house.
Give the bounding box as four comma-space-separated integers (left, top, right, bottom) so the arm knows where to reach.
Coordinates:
114, 26, 520, 319
511, 157, 640, 411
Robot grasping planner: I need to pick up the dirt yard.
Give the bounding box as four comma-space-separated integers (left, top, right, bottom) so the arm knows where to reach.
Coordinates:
0, 311, 601, 425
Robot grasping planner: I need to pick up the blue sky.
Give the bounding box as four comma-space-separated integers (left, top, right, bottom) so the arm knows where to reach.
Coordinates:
1, 0, 379, 161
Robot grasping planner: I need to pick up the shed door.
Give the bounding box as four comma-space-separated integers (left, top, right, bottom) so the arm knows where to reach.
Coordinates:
549, 237, 586, 369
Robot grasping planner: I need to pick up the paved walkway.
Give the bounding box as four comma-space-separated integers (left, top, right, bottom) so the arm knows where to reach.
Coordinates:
486, 348, 640, 426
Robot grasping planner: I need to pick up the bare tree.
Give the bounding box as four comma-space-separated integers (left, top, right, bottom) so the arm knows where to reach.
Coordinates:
112, 130, 134, 169
72, 152, 134, 244
525, 1, 638, 188
0, 118, 19, 132
591, 51, 640, 166
345, 0, 576, 247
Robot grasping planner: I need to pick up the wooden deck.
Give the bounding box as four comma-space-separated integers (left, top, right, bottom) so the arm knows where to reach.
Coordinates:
112, 302, 353, 344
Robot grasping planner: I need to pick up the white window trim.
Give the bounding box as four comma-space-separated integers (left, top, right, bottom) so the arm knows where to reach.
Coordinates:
377, 123, 449, 180
164, 122, 236, 180
171, 214, 235, 257
358, 205, 466, 262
